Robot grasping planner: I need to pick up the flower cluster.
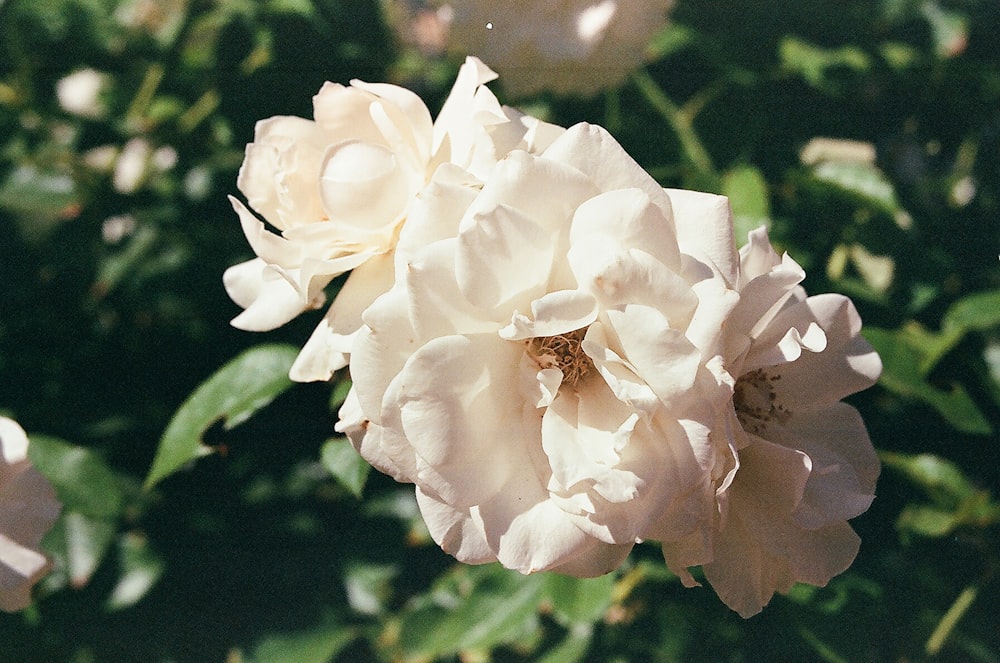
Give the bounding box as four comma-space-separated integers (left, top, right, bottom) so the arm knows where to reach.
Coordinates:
1, 417, 61, 612
226, 59, 880, 617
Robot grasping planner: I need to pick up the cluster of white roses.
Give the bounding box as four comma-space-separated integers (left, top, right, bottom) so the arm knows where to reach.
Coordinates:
225, 57, 881, 618
0, 417, 61, 612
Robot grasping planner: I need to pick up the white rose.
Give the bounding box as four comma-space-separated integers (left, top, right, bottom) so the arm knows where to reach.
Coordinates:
0, 417, 61, 613
662, 226, 882, 617
440, 0, 674, 97
223, 57, 565, 381
338, 123, 738, 576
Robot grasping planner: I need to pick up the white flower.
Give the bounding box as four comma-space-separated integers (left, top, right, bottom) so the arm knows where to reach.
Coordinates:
223, 57, 565, 381
0, 417, 61, 613
440, 0, 674, 97
55, 68, 108, 119
338, 123, 739, 576
662, 226, 882, 618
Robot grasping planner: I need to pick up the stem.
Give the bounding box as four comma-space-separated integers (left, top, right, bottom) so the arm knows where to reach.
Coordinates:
632, 69, 717, 183
926, 584, 978, 656
125, 62, 165, 129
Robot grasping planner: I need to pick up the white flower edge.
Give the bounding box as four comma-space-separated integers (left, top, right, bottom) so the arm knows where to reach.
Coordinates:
0, 417, 61, 612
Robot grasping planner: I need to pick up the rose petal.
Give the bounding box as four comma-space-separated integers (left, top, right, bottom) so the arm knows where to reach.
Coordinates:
415, 487, 496, 565
223, 259, 313, 331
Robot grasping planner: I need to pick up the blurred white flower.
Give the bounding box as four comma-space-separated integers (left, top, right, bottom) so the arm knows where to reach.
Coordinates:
439, 0, 674, 97
223, 56, 564, 381
338, 123, 739, 576
662, 226, 881, 617
113, 137, 152, 194
0, 417, 61, 613
55, 68, 108, 119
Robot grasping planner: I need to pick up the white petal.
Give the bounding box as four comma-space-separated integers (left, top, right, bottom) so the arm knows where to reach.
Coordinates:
229, 196, 298, 267
772, 403, 880, 528
569, 188, 679, 270
319, 140, 413, 235
223, 259, 312, 331
542, 124, 673, 217
762, 295, 881, 406
605, 305, 701, 407
385, 335, 526, 507
499, 290, 599, 340
415, 487, 496, 565
290, 252, 396, 382
456, 202, 553, 311
668, 188, 740, 287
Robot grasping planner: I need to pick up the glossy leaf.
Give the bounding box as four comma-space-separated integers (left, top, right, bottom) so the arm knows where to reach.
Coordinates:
28, 434, 124, 519
144, 344, 299, 488
320, 438, 371, 499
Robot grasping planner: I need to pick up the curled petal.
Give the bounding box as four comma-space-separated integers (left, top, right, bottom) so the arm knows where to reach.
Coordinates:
668, 188, 739, 288
290, 252, 396, 382
224, 259, 314, 332
499, 290, 599, 341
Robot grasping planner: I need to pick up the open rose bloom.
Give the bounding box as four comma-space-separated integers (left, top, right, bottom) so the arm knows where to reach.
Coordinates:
224, 56, 563, 381
226, 64, 881, 617
0, 417, 61, 612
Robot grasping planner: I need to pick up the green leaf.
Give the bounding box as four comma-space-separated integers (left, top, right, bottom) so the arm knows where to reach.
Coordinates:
320, 438, 371, 499
722, 164, 770, 244
880, 452, 976, 506
543, 573, 616, 626
144, 344, 299, 488
942, 289, 1000, 333
537, 625, 593, 663
106, 533, 165, 611
864, 327, 992, 434
896, 504, 961, 538
28, 435, 124, 519
398, 565, 544, 659
779, 37, 871, 91
810, 160, 902, 217
248, 612, 355, 663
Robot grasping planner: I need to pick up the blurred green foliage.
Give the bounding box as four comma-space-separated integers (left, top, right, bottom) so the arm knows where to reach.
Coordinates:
1, 0, 998, 661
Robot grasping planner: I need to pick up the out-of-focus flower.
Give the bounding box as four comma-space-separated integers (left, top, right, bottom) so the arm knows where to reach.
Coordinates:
113, 137, 152, 194
438, 0, 674, 97
661, 227, 881, 617
338, 123, 738, 576
0, 417, 61, 613
55, 68, 109, 119
224, 56, 564, 381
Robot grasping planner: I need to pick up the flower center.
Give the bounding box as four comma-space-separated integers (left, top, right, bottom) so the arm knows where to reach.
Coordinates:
733, 368, 791, 435
526, 327, 593, 388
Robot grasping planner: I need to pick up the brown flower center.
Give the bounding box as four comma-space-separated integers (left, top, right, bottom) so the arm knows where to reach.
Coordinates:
526, 327, 594, 388
733, 368, 791, 435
